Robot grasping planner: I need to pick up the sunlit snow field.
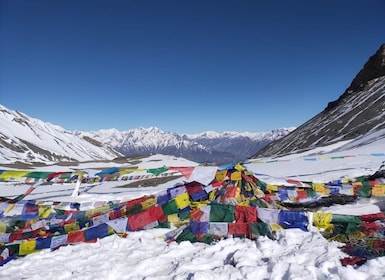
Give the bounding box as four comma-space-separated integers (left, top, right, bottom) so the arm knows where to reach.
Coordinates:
0, 138, 384, 280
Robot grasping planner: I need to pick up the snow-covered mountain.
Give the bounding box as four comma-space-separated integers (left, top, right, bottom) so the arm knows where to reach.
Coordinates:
0, 105, 121, 165
79, 127, 215, 163
255, 43, 385, 158
80, 127, 293, 164
0, 104, 292, 165
182, 129, 295, 162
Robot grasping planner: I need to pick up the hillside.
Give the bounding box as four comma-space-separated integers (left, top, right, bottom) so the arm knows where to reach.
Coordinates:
254, 43, 385, 158
0, 105, 121, 165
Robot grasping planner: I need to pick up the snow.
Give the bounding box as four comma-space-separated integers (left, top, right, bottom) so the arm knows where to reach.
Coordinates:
0, 106, 118, 163
185, 128, 296, 141
0, 139, 385, 279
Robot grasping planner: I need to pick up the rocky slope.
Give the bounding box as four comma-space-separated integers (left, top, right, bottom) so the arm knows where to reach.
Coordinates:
254, 44, 385, 158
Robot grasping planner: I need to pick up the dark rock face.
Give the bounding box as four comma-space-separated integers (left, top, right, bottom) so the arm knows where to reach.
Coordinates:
347, 44, 385, 94
326, 44, 385, 111
253, 44, 385, 158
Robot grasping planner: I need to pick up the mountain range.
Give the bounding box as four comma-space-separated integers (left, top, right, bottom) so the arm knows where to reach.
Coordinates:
78, 127, 294, 164
0, 105, 293, 165
254, 43, 385, 158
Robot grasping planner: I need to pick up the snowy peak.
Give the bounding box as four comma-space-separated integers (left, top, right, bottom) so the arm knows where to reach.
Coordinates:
0, 105, 291, 165
0, 105, 121, 165
185, 128, 295, 140
82, 127, 215, 163
81, 127, 293, 164
182, 128, 295, 162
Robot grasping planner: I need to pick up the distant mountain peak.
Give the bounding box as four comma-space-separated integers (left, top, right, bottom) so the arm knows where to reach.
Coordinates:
0, 105, 121, 164
0, 105, 292, 165
80, 127, 293, 164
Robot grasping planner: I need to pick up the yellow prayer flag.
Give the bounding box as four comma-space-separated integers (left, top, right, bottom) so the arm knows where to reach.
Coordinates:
312, 212, 332, 229
313, 183, 325, 193
269, 223, 283, 232
372, 185, 385, 196
167, 213, 179, 224
215, 170, 227, 182
266, 184, 279, 192
237, 200, 250, 206
108, 226, 114, 235
64, 223, 80, 233
0, 222, 7, 233
255, 188, 265, 198
19, 240, 37, 256
38, 205, 52, 218
141, 197, 157, 209
0, 170, 29, 180
74, 172, 83, 182
208, 191, 216, 201
341, 178, 350, 184
234, 163, 245, 171
85, 209, 94, 217
322, 188, 331, 195
175, 192, 190, 209
119, 168, 143, 175
5, 203, 15, 214
87, 205, 110, 217
230, 171, 242, 181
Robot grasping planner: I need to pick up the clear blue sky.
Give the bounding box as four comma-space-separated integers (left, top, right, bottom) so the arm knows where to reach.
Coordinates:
1, 0, 384, 134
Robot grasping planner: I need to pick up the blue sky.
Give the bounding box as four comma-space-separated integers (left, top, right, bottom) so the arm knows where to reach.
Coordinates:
1, 0, 384, 134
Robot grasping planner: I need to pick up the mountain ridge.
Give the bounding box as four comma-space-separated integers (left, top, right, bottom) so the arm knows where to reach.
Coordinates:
254, 43, 385, 158
0, 104, 292, 165
0, 104, 121, 165
80, 126, 294, 163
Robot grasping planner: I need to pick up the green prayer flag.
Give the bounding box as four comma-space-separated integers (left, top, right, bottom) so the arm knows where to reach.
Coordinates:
256, 179, 267, 192
25, 172, 53, 179
331, 214, 361, 224
176, 228, 197, 243
306, 188, 316, 198
210, 204, 235, 222
249, 222, 269, 236
147, 166, 169, 176
199, 234, 215, 244
161, 199, 178, 215
178, 209, 190, 220
357, 179, 372, 198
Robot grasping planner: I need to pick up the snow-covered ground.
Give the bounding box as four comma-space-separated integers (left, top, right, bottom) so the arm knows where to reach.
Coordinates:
0, 142, 384, 279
